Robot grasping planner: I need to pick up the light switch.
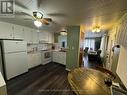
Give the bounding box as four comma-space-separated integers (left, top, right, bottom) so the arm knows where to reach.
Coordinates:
72, 46, 74, 50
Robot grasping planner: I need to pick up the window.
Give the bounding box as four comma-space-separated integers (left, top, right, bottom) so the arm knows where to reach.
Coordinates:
84, 39, 95, 51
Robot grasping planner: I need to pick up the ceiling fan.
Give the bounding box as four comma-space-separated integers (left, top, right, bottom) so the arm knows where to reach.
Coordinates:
32, 11, 52, 26
15, 1, 53, 27
22, 11, 53, 26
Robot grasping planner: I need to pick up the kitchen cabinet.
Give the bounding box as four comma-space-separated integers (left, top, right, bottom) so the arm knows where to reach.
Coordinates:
60, 52, 66, 65
0, 22, 13, 39
0, 21, 54, 44
52, 51, 59, 63
23, 27, 33, 43
27, 52, 42, 69
13, 24, 24, 39
52, 51, 66, 65
48, 32, 54, 43
39, 31, 54, 43
38, 31, 49, 42
32, 30, 39, 44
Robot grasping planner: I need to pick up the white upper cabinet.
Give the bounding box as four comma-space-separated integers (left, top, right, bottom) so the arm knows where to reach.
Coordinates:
39, 31, 54, 43
0, 22, 13, 39
38, 31, 49, 42
32, 29, 39, 44
13, 25, 24, 39
48, 32, 54, 43
0, 21, 54, 43
23, 27, 33, 43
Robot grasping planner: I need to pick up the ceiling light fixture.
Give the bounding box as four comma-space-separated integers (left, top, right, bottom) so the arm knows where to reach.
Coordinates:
34, 20, 42, 27
60, 27, 67, 35
33, 11, 43, 19
60, 31, 67, 36
92, 26, 101, 33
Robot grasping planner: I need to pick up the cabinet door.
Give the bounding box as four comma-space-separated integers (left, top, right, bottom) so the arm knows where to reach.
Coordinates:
28, 53, 41, 69
13, 25, 24, 39
43, 31, 49, 41
23, 27, 33, 43
0, 22, 13, 39
39, 31, 49, 42
36, 53, 42, 65
32, 30, 39, 44
58, 52, 64, 65
52, 52, 58, 62
48, 32, 54, 43
61, 53, 66, 65
27, 54, 33, 69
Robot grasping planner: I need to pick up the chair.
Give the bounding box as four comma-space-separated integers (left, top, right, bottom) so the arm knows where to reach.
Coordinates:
96, 66, 116, 80
84, 47, 89, 56
112, 85, 127, 95
96, 49, 102, 64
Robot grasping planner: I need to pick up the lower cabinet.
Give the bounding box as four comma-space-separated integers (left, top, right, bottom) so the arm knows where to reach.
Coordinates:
27, 52, 42, 69
52, 51, 66, 65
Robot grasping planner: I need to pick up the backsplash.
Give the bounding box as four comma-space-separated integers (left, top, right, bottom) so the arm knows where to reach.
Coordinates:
27, 43, 52, 53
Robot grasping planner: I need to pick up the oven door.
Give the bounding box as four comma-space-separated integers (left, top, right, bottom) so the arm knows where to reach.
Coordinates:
44, 52, 51, 59
42, 51, 52, 65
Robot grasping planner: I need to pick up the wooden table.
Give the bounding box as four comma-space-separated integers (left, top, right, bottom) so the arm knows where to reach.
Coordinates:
68, 67, 111, 95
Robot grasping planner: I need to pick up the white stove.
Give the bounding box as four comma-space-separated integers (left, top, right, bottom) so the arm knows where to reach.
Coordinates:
41, 50, 52, 65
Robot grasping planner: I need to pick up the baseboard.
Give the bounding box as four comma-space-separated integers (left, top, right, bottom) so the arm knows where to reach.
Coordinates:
42, 60, 52, 65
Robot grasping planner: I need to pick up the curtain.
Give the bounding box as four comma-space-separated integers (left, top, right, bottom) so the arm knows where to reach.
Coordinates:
100, 35, 107, 57
84, 39, 95, 51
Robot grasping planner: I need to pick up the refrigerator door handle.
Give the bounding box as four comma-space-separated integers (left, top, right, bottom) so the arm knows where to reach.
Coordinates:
6, 51, 27, 54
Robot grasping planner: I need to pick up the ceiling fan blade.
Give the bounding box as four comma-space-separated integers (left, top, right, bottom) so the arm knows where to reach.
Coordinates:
47, 13, 67, 17
44, 18, 52, 22
40, 18, 50, 25
23, 18, 33, 21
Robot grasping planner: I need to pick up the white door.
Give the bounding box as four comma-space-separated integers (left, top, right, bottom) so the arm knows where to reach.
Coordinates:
4, 52, 28, 80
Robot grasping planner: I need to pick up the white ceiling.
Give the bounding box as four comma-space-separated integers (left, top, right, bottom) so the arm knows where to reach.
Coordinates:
0, 0, 127, 32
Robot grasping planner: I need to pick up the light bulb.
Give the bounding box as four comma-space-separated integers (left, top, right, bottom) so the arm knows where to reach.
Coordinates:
34, 20, 42, 27
92, 29, 96, 32
96, 28, 101, 32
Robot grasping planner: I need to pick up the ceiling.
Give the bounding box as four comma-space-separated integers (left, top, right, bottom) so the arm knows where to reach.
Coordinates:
0, 0, 127, 32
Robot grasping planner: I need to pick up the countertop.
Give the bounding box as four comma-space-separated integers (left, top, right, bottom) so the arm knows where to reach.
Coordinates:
27, 49, 66, 54
52, 50, 67, 52
27, 51, 41, 54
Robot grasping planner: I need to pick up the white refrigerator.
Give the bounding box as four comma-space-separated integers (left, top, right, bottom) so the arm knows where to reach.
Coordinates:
2, 40, 28, 80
